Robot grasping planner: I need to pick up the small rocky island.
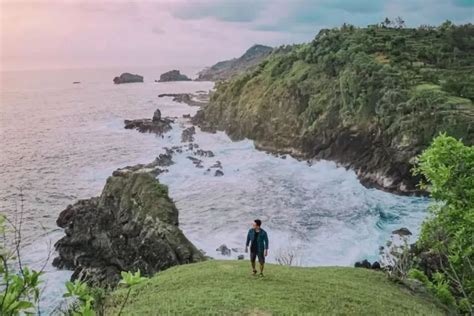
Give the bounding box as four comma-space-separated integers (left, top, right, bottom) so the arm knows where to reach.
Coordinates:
113, 72, 144, 84
158, 70, 191, 82
124, 109, 173, 135
53, 170, 204, 286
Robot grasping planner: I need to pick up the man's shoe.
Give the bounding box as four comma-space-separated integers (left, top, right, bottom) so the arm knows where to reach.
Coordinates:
259, 273, 264, 277
252, 270, 257, 276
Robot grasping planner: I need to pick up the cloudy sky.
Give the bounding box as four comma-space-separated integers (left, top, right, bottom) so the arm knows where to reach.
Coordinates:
1, 0, 472, 71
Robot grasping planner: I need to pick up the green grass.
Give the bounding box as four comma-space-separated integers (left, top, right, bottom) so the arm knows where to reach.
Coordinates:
105, 260, 445, 315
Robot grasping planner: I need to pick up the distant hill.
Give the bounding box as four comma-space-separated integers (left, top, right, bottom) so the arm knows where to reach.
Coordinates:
196, 44, 273, 81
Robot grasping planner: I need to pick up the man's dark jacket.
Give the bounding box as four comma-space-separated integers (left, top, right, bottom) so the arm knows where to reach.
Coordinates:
246, 228, 269, 256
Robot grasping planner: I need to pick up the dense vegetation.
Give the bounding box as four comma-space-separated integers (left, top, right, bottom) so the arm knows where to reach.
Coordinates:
199, 21, 474, 194
411, 134, 473, 313
105, 260, 445, 315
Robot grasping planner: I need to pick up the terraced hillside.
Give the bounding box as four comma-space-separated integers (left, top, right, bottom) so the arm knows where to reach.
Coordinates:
195, 22, 474, 194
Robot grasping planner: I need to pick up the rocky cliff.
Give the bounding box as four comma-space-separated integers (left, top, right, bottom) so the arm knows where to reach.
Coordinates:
53, 170, 204, 287
196, 44, 273, 81
195, 24, 474, 195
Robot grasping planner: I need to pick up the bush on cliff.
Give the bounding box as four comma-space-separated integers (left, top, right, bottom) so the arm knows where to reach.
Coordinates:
412, 134, 474, 313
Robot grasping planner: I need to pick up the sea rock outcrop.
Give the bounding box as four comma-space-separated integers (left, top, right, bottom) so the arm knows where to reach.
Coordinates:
158, 70, 191, 82
124, 109, 173, 135
158, 93, 209, 107
113, 73, 144, 84
53, 171, 204, 287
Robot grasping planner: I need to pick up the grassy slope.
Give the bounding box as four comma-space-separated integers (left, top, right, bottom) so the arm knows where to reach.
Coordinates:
105, 260, 445, 315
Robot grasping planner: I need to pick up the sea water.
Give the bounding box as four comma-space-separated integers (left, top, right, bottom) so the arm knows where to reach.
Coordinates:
0, 67, 429, 313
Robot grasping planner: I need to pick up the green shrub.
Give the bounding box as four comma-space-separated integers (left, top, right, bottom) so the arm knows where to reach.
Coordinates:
408, 268, 431, 286
413, 134, 474, 313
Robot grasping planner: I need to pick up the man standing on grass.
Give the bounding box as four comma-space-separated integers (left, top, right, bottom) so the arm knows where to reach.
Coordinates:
245, 219, 269, 277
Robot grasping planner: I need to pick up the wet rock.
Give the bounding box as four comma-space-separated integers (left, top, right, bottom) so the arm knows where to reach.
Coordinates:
181, 126, 196, 143
124, 109, 173, 135
195, 149, 214, 157
214, 170, 224, 177
53, 172, 204, 287
392, 227, 412, 236
187, 156, 204, 168
152, 109, 162, 122
183, 114, 191, 119
237, 255, 244, 260
210, 161, 222, 169
113, 73, 143, 84
158, 93, 208, 107
112, 162, 165, 178
155, 153, 174, 167
216, 244, 231, 256
73, 81, 81, 84
158, 70, 191, 82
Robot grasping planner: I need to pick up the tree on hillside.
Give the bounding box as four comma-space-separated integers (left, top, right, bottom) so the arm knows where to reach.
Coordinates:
413, 134, 474, 314
382, 17, 392, 28
395, 16, 406, 29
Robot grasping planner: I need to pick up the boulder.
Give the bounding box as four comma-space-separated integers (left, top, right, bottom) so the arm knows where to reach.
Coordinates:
392, 227, 412, 236
195, 149, 214, 157
237, 255, 245, 260
158, 70, 191, 82
210, 161, 222, 169
113, 73, 144, 84
53, 172, 204, 287
155, 153, 174, 167
216, 244, 231, 256
371, 261, 381, 269
181, 126, 196, 143
214, 170, 224, 177
152, 109, 162, 122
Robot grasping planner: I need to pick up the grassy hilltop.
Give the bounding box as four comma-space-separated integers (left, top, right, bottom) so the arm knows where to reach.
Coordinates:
105, 260, 445, 315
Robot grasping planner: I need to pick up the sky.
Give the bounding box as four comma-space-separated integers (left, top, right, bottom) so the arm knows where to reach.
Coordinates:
0, 0, 473, 71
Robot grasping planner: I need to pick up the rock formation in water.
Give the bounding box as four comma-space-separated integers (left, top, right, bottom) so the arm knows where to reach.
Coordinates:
158, 92, 209, 107
113, 73, 144, 84
196, 44, 273, 81
194, 24, 474, 195
124, 109, 173, 135
158, 70, 191, 82
53, 170, 204, 287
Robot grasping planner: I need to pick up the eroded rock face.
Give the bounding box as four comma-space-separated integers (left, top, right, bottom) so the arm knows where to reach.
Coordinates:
53, 172, 204, 287
113, 73, 144, 84
158, 70, 191, 82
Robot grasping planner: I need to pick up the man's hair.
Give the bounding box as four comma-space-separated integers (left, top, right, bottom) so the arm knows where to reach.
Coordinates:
254, 219, 262, 227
